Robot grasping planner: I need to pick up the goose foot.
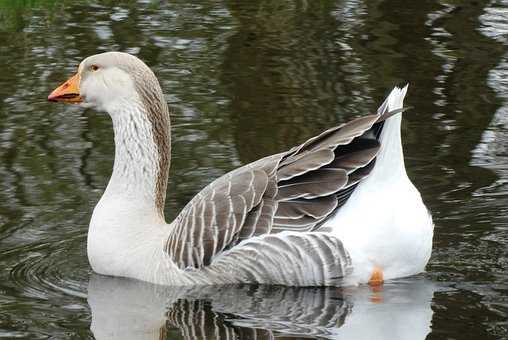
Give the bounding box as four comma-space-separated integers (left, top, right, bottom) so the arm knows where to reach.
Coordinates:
368, 266, 384, 287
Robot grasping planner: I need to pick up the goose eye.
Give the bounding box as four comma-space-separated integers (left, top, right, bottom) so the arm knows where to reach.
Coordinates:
90, 65, 99, 72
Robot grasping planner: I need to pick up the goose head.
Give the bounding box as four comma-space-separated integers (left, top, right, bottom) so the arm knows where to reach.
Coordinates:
48, 52, 165, 117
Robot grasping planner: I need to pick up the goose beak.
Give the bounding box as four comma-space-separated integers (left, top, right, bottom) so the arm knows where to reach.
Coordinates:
48, 73, 82, 103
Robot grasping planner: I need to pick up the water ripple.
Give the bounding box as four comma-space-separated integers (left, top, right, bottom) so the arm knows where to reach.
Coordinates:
6, 236, 88, 301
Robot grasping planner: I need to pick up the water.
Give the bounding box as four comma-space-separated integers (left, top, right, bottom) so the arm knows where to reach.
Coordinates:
0, 0, 507, 339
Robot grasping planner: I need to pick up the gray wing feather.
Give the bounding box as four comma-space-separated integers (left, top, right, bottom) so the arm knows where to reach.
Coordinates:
284, 114, 379, 159
276, 197, 338, 219
203, 232, 352, 286
167, 169, 269, 268
239, 178, 278, 239
167, 104, 399, 275
276, 169, 348, 201
277, 148, 335, 180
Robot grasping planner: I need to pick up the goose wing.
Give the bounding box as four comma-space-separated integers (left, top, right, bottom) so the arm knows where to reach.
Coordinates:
166, 101, 402, 272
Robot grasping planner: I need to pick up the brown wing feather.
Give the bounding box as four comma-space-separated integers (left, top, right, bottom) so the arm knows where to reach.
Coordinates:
167, 105, 400, 269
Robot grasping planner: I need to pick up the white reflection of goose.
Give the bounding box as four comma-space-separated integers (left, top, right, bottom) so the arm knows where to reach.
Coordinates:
88, 275, 436, 340
331, 279, 436, 339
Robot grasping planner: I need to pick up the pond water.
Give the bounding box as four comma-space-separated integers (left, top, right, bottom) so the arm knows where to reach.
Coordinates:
0, 0, 507, 339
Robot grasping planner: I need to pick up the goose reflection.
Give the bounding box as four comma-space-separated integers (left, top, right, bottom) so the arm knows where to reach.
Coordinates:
88, 275, 436, 340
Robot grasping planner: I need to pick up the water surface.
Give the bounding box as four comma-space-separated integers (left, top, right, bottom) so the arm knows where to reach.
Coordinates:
0, 0, 507, 339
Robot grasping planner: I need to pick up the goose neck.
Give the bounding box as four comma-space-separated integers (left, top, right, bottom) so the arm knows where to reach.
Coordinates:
105, 100, 170, 219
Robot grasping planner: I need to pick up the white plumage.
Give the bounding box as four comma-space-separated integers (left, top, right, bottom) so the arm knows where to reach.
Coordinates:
48, 52, 434, 286
326, 86, 433, 284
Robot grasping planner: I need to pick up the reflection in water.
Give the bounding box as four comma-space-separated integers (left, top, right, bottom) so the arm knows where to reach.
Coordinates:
88, 275, 436, 340
473, 4, 508, 186
222, 1, 373, 162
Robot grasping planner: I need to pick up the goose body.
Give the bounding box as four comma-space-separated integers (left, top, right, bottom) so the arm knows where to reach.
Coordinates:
48, 52, 433, 286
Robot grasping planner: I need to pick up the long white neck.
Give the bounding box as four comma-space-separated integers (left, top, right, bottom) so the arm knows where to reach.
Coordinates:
88, 96, 172, 281
106, 102, 162, 217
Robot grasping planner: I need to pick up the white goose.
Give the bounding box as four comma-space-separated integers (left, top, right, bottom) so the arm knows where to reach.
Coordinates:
48, 52, 433, 286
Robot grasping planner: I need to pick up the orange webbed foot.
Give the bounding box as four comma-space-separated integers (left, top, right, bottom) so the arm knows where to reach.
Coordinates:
368, 266, 384, 287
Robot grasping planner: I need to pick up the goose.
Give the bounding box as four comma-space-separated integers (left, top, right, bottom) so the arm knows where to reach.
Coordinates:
48, 52, 433, 287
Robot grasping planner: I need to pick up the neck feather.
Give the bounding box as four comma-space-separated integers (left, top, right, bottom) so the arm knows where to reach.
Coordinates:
106, 96, 170, 219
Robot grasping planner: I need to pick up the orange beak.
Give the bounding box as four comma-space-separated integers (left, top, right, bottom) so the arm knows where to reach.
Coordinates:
48, 73, 82, 103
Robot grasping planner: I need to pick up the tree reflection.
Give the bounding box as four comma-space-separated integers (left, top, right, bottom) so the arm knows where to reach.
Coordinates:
222, 0, 373, 162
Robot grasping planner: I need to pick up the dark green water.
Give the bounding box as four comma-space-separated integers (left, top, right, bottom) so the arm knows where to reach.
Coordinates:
0, 0, 507, 339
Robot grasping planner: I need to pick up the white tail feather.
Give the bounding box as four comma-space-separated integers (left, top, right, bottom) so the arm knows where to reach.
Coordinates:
372, 85, 409, 178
